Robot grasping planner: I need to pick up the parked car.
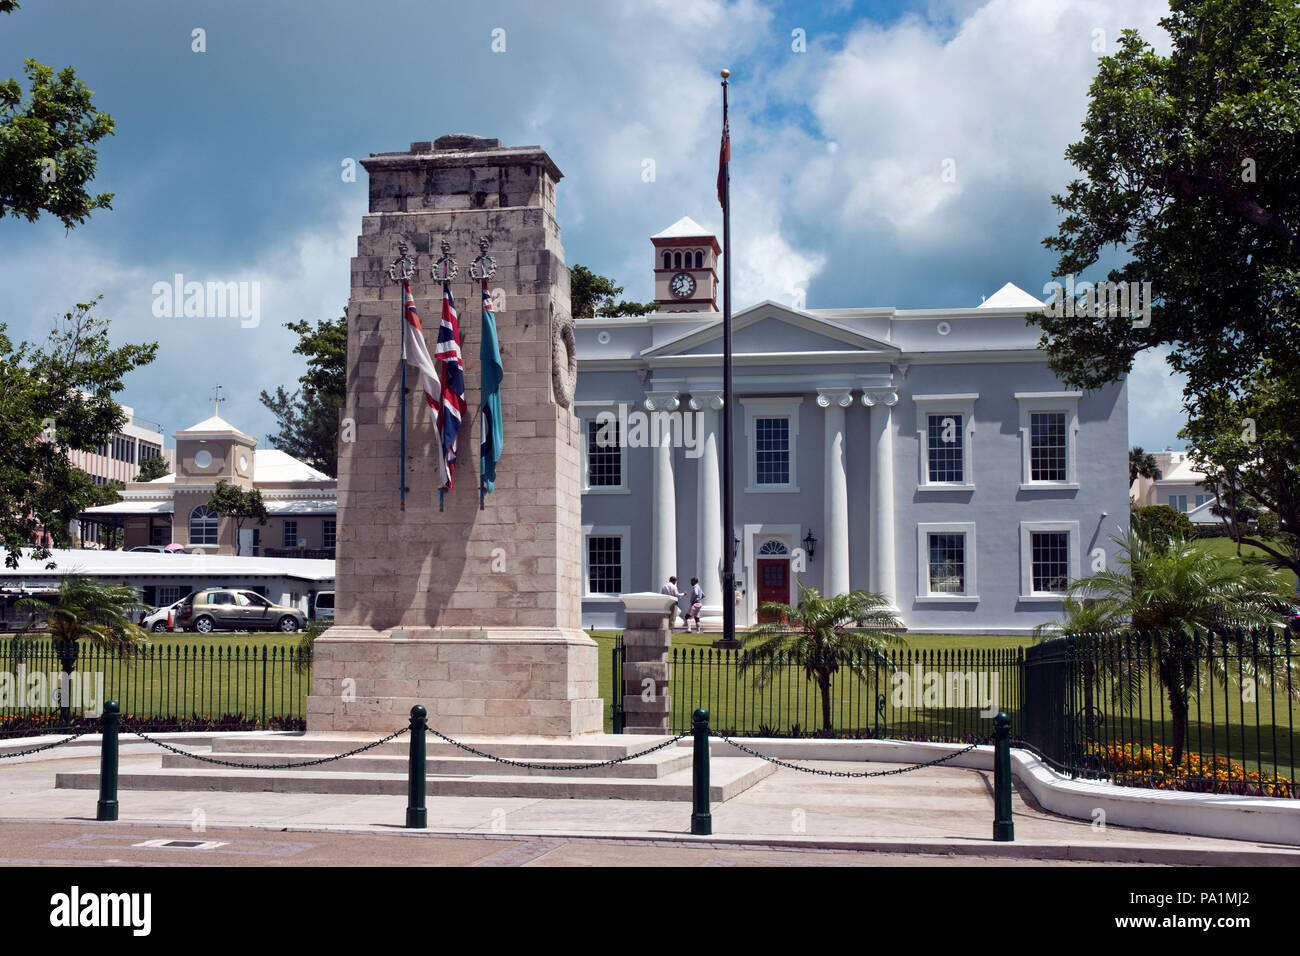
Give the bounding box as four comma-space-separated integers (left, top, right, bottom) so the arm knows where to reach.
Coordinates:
128, 546, 169, 553
313, 590, 334, 621
174, 589, 305, 634
140, 597, 190, 633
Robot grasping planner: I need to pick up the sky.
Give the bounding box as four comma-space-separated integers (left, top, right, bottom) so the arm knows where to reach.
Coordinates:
0, 0, 1188, 453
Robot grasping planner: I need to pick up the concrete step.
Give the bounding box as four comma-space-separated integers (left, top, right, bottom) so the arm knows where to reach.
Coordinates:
156, 748, 692, 779
210, 733, 675, 761
55, 756, 774, 802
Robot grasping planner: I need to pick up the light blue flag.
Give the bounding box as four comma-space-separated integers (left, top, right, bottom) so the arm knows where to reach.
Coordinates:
479, 284, 503, 498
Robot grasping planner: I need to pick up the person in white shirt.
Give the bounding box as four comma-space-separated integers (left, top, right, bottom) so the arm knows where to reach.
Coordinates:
660, 576, 685, 628
688, 577, 704, 633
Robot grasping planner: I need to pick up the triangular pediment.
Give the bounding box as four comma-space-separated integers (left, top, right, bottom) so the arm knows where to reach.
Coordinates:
642, 301, 898, 359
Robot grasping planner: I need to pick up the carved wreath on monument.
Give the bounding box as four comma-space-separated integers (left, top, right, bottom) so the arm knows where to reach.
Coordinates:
551, 304, 577, 408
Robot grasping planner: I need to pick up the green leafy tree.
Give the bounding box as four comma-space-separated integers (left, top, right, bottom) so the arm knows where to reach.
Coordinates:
259, 313, 346, 477
738, 582, 903, 733
12, 575, 147, 723
570, 264, 656, 318
0, 54, 115, 228
1181, 361, 1299, 577
1030, 0, 1300, 404
0, 299, 157, 568
134, 454, 170, 483
207, 479, 267, 555
1128, 447, 1161, 485
1066, 529, 1297, 766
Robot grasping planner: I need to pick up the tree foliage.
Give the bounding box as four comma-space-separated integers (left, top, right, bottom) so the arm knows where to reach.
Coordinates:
0, 58, 115, 228
0, 299, 157, 568
207, 479, 267, 555
1128, 446, 1162, 484
259, 313, 346, 477
1132, 504, 1196, 549
1030, 0, 1300, 402
570, 264, 656, 318
134, 454, 170, 482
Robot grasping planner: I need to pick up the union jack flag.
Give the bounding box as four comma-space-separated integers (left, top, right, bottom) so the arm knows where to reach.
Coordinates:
434, 279, 466, 490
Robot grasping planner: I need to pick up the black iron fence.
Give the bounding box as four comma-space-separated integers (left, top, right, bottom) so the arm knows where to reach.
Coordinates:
613, 628, 1300, 797
0, 638, 311, 737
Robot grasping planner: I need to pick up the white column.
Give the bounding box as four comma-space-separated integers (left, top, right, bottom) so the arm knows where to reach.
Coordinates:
690, 390, 724, 626
817, 388, 853, 598
645, 391, 680, 590
864, 387, 899, 609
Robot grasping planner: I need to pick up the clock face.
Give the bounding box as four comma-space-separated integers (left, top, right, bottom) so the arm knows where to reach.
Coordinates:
670, 272, 696, 299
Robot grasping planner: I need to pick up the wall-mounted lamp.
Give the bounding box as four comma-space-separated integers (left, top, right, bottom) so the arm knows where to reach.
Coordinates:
802, 529, 817, 560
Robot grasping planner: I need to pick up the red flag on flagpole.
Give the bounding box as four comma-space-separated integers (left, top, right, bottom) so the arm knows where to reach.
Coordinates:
717, 118, 730, 209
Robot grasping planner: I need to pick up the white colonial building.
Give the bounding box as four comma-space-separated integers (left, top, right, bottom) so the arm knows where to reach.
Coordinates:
575, 217, 1130, 635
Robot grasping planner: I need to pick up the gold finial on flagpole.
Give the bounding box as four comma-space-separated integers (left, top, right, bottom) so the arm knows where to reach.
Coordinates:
720, 68, 730, 79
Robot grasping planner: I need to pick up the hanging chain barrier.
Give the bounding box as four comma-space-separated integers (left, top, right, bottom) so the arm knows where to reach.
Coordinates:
424, 725, 690, 771
710, 731, 981, 778
0, 729, 93, 758
120, 721, 409, 770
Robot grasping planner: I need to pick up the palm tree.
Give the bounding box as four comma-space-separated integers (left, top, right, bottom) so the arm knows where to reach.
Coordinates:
13, 575, 148, 723
1129, 446, 1162, 485
738, 582, 903, 733
1064, 528, 1296, 766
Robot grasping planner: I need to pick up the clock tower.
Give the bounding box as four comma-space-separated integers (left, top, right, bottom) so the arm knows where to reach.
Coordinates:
652, 215, 720, 312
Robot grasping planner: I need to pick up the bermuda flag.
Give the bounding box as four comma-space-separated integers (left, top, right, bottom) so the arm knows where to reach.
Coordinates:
401, 281, 450, 490
434, 279, 467, 491
479, 281, 504, 497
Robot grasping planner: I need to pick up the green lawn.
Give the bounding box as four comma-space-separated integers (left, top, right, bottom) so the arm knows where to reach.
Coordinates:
1191, 536, 1299, 591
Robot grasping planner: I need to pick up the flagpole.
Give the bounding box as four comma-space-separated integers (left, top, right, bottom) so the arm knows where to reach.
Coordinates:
720, 68, 736, 647
389, 240, 416, 512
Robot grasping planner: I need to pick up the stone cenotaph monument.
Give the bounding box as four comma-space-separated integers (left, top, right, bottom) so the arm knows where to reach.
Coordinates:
307, 135, 602, 736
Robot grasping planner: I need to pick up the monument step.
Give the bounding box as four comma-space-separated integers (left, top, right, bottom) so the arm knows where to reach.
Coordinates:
156, 749, 693, 779
210, 733, 675, 761
54, 756, 774, 802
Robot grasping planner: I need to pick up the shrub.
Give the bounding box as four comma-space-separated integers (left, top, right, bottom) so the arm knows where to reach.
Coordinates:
1131, 505, 1196, 546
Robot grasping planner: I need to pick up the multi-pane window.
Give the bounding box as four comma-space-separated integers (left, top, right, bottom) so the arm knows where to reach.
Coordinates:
586, 420, 622, 487
189, 506, 218, 546
754, 417, 790, 485
587, 536, 622, 595
1029, 412, 1067, 481
1194, 493, 1212, 509
1031, 531, 1070, 593
158, 586, 183, 606
1169, 494, 1188, 512
927, 533, 966, 593
150, 524, 169, 546
322, 519, 336, 549
927, 414, 964, 483
282, 520, 298, 549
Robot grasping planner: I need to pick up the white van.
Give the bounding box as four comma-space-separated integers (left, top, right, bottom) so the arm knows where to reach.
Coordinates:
313, 590, 335, 621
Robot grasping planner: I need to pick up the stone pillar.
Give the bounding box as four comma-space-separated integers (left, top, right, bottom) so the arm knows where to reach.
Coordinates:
645, 391, 679, 592
818, 388, 853, 598
619, 592, 676, 734
308, 135, 601, 736
864, 387, 899, 609
690, 390, 724, 627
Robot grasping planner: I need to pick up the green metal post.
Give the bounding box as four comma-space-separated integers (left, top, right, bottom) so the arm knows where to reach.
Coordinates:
406, 705, 427, 829
691, 707, 711, 835
993, 710, 1014, 842
96, 700, 119, 822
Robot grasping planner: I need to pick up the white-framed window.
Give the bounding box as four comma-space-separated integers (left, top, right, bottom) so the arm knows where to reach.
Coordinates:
741, 397, 802, 493
1015, 392, 1081, 489
912, 394, 977, 490
322, 518, 336, 549
1194, 493, 1212, 509
1018, 520, 1081, 602
582, 525, 630, 600
575, 404, 629, 494
282, 520, 298, 549
915, 522, 978, 603
1169, 494, 1189, 512
189, 505, 218, 546
158, 585, 183, 606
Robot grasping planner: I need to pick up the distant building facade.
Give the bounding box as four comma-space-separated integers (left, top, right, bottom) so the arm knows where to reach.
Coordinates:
1130, 448, 1220, 525
79, 415, 337, 556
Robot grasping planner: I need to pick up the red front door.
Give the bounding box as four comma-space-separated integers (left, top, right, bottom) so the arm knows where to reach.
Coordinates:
756, 559, 789, 623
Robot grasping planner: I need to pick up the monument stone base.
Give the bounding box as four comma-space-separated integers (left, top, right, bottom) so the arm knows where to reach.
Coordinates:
306, 626, 602, 736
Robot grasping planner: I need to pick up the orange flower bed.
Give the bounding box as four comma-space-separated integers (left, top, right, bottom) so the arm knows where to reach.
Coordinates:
1085, 741, 1296, 798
